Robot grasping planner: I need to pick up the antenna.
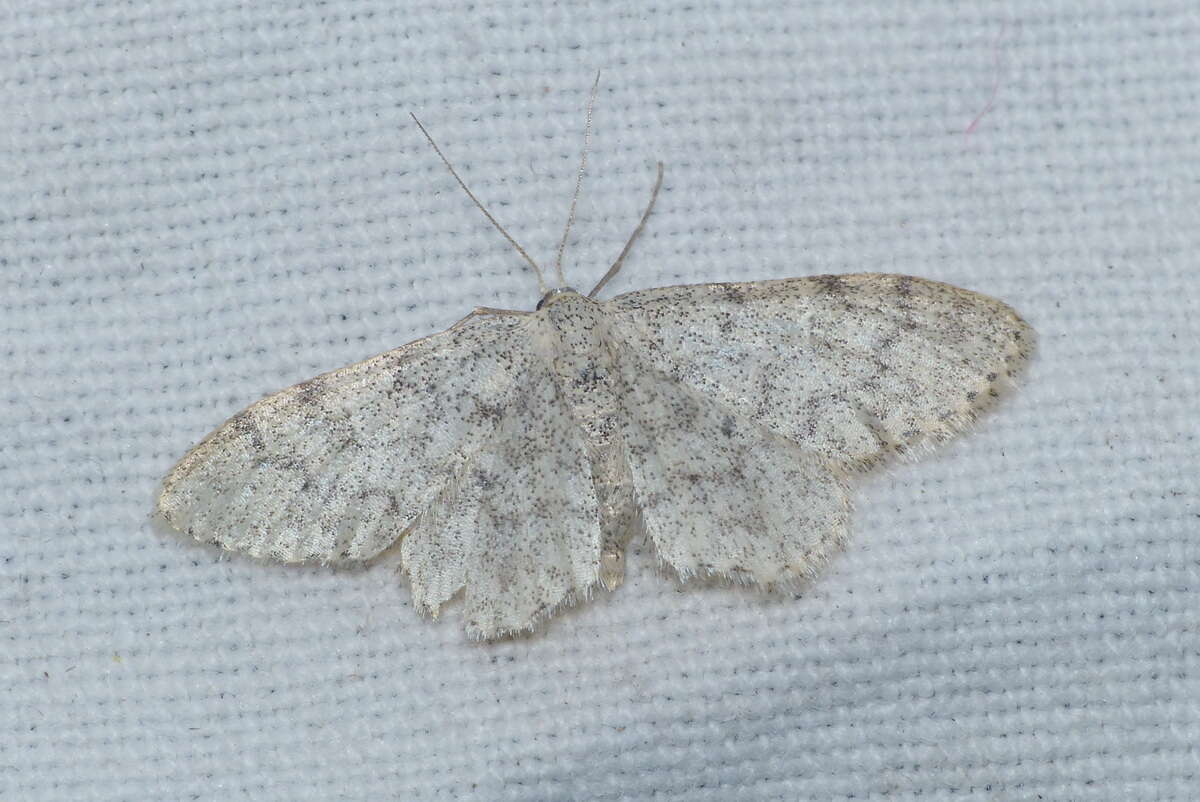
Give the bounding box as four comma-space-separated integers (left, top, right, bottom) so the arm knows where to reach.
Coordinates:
409, 112, 548, 294
589, 161, 664, 298
553, 70, 601, 287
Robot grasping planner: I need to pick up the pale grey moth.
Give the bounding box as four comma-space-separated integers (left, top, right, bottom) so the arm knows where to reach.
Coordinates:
157, 91, 1033, 639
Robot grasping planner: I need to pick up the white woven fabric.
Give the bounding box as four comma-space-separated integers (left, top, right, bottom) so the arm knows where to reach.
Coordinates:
3, 1, 1196, 799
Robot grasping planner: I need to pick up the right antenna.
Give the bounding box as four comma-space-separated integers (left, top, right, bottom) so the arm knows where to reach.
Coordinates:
589, 161, 665, 299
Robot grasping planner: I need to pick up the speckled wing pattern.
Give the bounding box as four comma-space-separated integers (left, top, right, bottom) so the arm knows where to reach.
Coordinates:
606, 273, 1031, 471
158, 308, 540, 563
158, 273, 1031, 639
159, 306, 610, 639
614, 344, 851, 583
605, 273, 1031, 583
398, 349, 603, 637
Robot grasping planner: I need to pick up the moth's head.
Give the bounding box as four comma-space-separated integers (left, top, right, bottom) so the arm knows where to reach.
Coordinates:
535, 287, 581, 311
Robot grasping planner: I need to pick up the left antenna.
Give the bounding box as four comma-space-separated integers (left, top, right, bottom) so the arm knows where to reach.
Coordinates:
410, 112, 548, 293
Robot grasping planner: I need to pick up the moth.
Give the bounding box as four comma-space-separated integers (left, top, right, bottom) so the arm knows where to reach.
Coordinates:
158, 87, 1033, 639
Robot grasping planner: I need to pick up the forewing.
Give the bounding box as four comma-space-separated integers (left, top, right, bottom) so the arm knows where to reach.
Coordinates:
157, 308, 536, 564
400, 339, 602, 639
605, 273, 1032, 470
617, 345, 851, 583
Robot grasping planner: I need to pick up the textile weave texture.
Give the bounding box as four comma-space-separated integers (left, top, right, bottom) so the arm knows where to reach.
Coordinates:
3, 1, 1197, 799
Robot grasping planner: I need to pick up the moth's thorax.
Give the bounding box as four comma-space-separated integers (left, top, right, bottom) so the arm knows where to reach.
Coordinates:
539, 290, 606, 355
538, 290, 620, 439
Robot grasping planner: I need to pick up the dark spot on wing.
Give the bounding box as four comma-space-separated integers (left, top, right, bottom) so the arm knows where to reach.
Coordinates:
231, 411, 265, 451
719, 284, 748, 303
472, 398, 505, 423
815, 274, 847, 294
295, 377, 325, 405
472, 468, 498, 491
720, 415, 736, 437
